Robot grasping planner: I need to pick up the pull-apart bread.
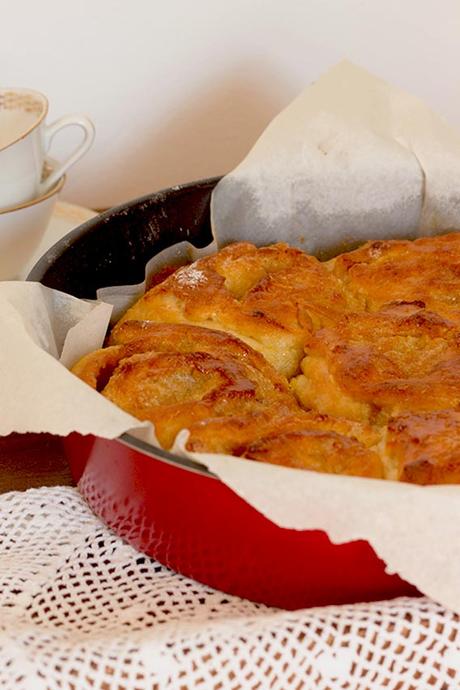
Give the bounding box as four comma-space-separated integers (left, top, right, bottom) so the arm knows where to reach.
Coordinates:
72, 235, 460, 485
112, 242, 358, 378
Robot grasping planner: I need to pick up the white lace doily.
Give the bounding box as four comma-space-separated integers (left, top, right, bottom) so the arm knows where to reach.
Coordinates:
0, 487, 459, 690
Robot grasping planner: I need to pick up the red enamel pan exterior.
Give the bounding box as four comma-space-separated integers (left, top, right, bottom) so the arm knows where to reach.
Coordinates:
29, 178, 419, 610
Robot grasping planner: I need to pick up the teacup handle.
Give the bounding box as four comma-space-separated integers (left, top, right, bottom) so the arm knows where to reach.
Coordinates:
39, 115, 95, 194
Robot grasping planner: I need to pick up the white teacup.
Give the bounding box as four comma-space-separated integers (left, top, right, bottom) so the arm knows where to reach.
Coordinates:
0, 159, 66, 280
0, 87, 95, 209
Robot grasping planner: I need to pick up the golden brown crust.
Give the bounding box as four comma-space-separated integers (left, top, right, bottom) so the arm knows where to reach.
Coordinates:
187, 410, 383, 479
330, 233, 460, 322
185, 409, 302, 455
72, 322, 298, 449
293, 303, 460, 421
186, 410, 381, 456
109, 320, 291, 391
243, 430, 383, 478
384, 410, 460, 484
112, 242, 356, 377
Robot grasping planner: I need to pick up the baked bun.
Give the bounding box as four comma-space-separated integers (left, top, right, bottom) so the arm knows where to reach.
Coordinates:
111, 242, 356, 377
108, 320, 290, 388
72, 322, 298, 449
384, 410, 460, 484
292, 302, 460, 422
186, 410, 380, 455
330, 232, 460, 322
187, 410, 383, 479
243, 430, 383, 478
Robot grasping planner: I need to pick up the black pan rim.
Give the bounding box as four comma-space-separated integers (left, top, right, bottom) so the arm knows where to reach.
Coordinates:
27, 175, 222, 283
28, 176, 224, 480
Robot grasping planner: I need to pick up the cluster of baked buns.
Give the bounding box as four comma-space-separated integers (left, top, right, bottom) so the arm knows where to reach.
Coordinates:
72, 233, 460, 484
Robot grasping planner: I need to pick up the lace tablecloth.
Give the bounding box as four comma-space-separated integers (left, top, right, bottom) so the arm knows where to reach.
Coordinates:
0, 486, 458, 690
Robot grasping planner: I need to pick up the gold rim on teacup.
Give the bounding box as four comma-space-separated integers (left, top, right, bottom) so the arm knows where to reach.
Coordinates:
0, 87, 48, 153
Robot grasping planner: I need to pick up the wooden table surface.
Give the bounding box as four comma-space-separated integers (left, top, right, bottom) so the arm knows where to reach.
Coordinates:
0, 433, 73, 494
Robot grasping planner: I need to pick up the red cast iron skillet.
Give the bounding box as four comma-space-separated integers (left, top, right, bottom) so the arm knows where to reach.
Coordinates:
28, 177, 419, 610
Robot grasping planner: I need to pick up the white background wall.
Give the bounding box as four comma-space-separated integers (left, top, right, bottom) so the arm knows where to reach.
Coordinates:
2, 0, 459, 209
